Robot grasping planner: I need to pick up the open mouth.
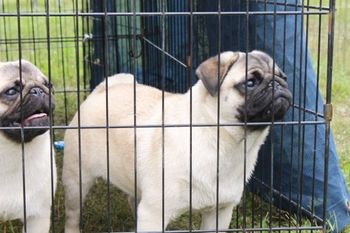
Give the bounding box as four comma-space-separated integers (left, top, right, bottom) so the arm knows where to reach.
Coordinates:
0, 94, 55, 142
22, 111, 49, 127
2, 109, 51, 143
9, 110, 50, 128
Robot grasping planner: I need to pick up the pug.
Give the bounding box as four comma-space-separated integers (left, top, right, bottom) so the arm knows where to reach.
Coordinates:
0, 60, 56, 233
63, 50, 292, 233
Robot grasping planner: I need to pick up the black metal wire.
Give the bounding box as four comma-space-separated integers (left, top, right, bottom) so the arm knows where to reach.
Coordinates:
278, 0, 288, 227
268, 0, 278, 231
188, 1, 194, 232
242, 1, 249, 230
81, 0, 88, 107
323, 0, 336, 230
311, 0, 324, 229
29, 0, 37, 65
287, 0, 298, 227
44, 0, 56, 232
142, 36, 188, 68
57, 0, 69, 126
161, 1, 166, 232
1, 0, 9, 60
131, 0, 138, 232
296, 0, 305, 226
260, 2, 267, 229
16, 0, 27, 231
102, 1, 112, 231
215, 0, 222, 231
73, 0, 83, 231
300, 0, 311, 229
0, 119, 328, 131
0, 9, 333, 17
84, 0, 92, 96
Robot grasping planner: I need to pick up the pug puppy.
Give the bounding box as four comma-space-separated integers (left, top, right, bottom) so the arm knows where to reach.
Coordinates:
0, 60, 56, 233
63, 50, 292, 233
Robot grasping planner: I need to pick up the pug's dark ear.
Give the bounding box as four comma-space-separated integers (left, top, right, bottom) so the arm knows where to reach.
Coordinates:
196, 51, 239, 96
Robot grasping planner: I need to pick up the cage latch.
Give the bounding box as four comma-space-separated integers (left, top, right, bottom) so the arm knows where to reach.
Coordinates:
324, 104, 333, 122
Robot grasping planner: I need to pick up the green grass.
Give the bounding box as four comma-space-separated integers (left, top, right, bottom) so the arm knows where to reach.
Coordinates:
0, 0, 349, 232
329, 0, 350, 191
328, 0, 350, 231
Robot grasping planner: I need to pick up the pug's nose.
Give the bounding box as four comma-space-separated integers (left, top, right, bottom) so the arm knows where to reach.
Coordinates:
29, 87, 45, 96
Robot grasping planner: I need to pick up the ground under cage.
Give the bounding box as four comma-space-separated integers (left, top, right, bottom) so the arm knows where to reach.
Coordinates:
0, 0, 344, 233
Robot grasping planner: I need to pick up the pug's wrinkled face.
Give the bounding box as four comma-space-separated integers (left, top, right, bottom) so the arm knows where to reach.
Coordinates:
0, 60, 55, 142
232, 51, 292, 124
196, 50, 292, 129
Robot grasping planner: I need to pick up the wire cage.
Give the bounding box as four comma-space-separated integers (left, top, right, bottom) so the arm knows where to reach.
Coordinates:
0, 0, 340, 232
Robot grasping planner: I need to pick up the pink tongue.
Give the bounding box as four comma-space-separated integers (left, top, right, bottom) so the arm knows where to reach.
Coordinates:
23, 113, 47, 124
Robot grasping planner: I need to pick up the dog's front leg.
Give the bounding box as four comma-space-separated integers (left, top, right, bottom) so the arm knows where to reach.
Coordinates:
200, 203, 234, 233
24, 213, 51, 233
137, 199, 171, 232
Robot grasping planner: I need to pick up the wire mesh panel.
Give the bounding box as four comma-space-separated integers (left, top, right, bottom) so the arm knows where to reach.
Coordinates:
0, 0, 343, 233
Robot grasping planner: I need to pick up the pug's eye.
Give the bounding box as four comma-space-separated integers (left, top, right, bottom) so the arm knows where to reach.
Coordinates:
243, 77, 260, 90
246, 78, 257, 88
5, 87, 19, 96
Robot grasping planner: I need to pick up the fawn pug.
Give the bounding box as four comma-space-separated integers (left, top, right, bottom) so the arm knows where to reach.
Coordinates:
63, 50, 292, 232
0, 60, 56, 233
